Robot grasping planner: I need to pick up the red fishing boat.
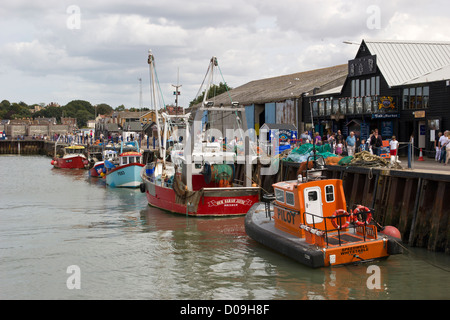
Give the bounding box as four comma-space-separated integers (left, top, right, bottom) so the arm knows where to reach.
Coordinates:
51, 145, 89, 169
140, 52, 260, 217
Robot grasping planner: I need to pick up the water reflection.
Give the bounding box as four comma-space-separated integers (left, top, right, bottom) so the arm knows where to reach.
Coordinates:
1, 156, 449, 300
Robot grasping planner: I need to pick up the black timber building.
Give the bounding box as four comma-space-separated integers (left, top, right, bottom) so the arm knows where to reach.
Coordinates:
303, 40, 450, 156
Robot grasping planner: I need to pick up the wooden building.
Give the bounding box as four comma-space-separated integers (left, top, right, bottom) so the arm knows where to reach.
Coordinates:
193, 64, 348, 137
303, 40, 450, 156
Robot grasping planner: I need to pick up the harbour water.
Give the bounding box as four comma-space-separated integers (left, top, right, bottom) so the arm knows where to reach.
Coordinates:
0, 155, 449, 300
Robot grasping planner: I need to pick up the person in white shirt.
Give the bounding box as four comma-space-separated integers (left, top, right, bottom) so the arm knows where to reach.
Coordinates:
439, 131, 449, 164
389, 136, 399, 163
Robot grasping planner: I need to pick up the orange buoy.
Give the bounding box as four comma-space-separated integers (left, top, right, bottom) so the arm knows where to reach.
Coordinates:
381, 226, 402, 239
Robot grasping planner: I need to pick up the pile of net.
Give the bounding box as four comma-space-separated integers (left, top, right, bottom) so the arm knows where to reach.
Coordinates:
339, 151, 390, 167
284, 144, 338, 163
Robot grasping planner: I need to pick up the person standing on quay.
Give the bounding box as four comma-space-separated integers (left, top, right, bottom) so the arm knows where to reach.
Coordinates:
439, 131, 449, 164
346, 131, 356, 156
370, 129, 383, 156
390, 136, 399, 161
435, 132, 443, 161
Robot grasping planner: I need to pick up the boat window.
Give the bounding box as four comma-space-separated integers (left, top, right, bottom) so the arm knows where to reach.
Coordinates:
325, 185, 335, 203
275, 188, 285, 203
286, 192, 295, 206
122, 157, 128, 165
308, 191, 318, 201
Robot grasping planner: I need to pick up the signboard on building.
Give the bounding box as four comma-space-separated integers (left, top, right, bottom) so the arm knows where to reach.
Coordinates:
378, 96, 396, 110
348, 55, 377, 77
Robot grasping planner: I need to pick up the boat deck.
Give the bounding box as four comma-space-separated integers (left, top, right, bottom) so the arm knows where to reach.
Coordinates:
245, 202, 400, 268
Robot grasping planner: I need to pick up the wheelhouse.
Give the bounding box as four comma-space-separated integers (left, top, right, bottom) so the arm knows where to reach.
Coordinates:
273, 179, 347, 238
119, 152, 142, 166
65, 146, 85, 155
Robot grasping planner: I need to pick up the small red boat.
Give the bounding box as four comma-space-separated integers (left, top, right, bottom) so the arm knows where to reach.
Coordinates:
51, 145, 89, 169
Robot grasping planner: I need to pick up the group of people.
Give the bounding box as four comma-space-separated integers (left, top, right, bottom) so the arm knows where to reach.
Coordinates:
435, 130, 450, 165
299, 128, 399, 158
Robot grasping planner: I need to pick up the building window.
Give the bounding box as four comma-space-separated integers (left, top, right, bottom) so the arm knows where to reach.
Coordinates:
364, 96, 372, 113
333, 99, 339, 114
326, 99, 332, 115
403, 86, 429, 110
423, 86, 430, 108
352, 76, 380, 98
312, 101, 318, 117
340, 99, 347, 114
348, 98, 355, 114
356, 98, 363, 114
318, 100, 324, 116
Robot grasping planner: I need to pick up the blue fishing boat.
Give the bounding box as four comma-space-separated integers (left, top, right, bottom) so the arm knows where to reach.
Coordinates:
105, 141, 144, 188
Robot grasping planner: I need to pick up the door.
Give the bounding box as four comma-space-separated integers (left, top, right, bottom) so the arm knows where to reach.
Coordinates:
304, 187, 323, 224
418, 121, 426, 149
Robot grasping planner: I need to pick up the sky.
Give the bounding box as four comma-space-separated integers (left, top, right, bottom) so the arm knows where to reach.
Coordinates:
1, 0, 449, 110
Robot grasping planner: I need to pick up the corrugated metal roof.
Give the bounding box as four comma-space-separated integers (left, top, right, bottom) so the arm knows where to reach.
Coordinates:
403, 64, 450, 85
364, 40, 450, 87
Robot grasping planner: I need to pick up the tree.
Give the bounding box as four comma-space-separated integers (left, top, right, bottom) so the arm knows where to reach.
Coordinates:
75, 109, 92, 128
115, 105, 126, 112
63, 100, 94, 118
33, 106, 62, 121
189, 82, 232, 107
95, 103, 113, 116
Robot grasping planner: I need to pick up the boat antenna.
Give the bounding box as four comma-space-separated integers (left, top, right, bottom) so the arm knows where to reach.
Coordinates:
309, 97, 318, 166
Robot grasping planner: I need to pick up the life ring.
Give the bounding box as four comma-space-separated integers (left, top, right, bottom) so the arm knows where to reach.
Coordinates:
331, 209, 350, 230
352, 205, 372, 226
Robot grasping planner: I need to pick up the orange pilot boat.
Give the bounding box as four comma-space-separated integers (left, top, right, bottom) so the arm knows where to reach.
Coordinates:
245, 159, 403, 268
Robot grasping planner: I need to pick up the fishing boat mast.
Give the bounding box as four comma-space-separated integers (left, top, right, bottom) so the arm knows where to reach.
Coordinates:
147, 50, 164, 161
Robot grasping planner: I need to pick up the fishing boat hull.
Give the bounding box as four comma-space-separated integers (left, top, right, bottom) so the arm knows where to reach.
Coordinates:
89, 161, 105, 177
106, 163, 145, 188
245, 202, 403, 268
52, 155, 89, 169
141, 174, 259, 217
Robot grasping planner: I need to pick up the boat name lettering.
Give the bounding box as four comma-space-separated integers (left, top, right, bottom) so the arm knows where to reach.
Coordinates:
117, 171, 125, 176
340, 245, 368, 256
356, 225, 376, 237
276, 208, 297, 225
207, 199, 253, 207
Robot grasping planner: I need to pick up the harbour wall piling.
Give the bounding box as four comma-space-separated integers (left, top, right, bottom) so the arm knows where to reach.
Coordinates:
272, 161, 450, 254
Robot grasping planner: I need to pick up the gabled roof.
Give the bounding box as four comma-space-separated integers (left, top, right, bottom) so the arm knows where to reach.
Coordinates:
194, 64, 348, 107
123, 121, 143, 132
260, 123, 297, 131
363, 39, 450, 87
